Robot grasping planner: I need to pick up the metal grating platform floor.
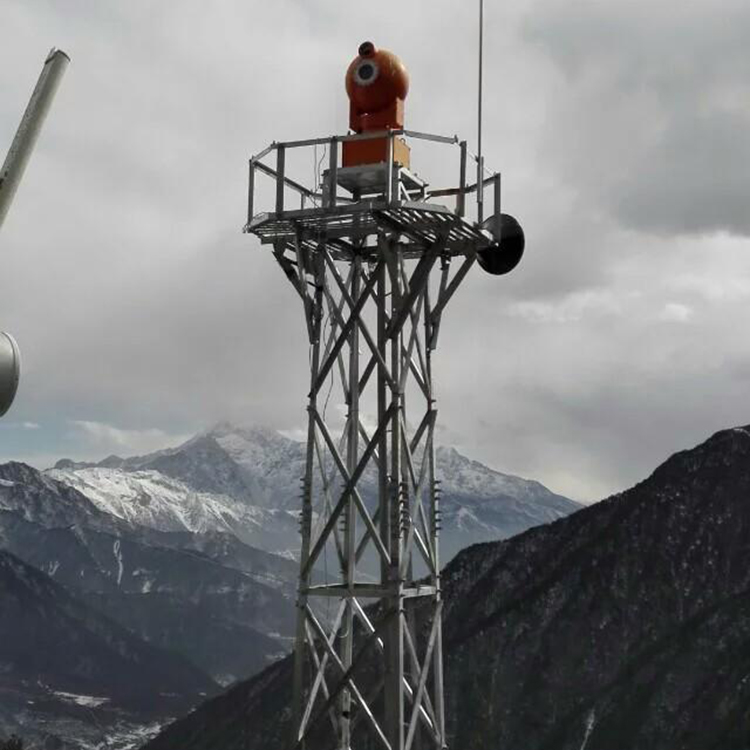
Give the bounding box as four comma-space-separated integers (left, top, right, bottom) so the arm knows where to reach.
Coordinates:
244, 200, 491, 258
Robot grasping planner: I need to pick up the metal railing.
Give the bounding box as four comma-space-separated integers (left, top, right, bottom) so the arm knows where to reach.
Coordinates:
246, 128, 502, 239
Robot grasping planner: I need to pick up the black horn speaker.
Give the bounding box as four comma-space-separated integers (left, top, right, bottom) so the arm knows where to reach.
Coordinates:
477, 213, 525, 276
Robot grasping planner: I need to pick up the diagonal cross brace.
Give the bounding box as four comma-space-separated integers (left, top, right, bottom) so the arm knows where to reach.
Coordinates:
352, 600, 440, 741
302, 406, 394, 579
429, 253, 476, 327
386, 235, 446, 340
321, 248, 397, 392
314, 411, 392, 571
404, 602, 443, 750
313, 262, 382, 395
304, 606, 393, 750
298, 601, 347, 740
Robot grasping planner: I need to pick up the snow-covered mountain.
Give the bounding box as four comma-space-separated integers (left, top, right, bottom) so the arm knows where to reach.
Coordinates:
433, 445, 578, 557
0, 461, 116, 531
46, 464, 299, 553
55, 423, 304, 511
51, 422, 580, 563
0, 462, 297, 685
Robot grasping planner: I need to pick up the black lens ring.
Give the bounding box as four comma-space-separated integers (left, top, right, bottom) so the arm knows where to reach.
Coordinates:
354, 59, 379, 86
358, 62, 375, 81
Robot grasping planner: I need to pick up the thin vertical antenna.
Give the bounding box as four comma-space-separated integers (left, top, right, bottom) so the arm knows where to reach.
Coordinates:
477, 0, 485, 224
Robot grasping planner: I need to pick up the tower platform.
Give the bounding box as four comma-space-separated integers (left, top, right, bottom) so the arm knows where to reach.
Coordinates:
243, 129, 502, 261
246, 199, 491, 260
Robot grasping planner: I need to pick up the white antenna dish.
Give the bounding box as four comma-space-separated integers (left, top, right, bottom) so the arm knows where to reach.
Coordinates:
0, 332, 21, 417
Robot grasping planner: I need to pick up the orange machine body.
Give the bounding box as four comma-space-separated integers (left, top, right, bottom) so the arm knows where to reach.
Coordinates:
343, 42, 411, 170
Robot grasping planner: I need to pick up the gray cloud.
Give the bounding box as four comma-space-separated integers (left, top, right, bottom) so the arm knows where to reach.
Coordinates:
524, 0, 750, 237
1, 0, 749, 502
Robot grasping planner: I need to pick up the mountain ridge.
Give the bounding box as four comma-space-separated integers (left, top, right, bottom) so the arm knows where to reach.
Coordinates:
0, 461, 298, 685
142, 424, 750, 750
50, 422, 580, 563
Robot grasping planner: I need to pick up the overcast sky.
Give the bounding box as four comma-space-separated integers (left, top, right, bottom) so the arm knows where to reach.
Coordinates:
1, 0, 749, 502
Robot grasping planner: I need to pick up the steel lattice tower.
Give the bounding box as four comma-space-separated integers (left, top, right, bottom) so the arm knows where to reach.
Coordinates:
244, 44, 523, 750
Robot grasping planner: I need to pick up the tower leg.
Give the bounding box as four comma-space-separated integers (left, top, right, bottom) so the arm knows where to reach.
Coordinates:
385, 240, 405, 750
340, 256, 362, 749
292, 251, 325, 748
283, 230, 453, 750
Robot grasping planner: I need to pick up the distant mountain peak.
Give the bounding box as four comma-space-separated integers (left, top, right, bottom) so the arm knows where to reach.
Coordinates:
209, 420, 262, 433
202, 421, 284, 439
40, 422, 579, 565
204, 422, 301, 454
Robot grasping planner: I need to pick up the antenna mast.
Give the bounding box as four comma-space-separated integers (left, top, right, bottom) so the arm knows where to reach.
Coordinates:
477, 0, 485, 224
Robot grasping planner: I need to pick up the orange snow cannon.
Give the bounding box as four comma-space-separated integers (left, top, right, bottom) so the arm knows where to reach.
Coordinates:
343, 41, 411, 169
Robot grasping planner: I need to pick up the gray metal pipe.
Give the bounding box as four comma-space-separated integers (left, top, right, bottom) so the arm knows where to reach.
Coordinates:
0, 48, 70, 230
1, 48, 69, 418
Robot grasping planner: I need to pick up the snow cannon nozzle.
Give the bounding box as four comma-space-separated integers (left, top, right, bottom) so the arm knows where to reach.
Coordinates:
345, 43, 409, 134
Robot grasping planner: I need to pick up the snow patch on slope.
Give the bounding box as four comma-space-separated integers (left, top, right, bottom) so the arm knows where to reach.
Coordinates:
53, 691, 110, 708
113, 539, 124, 586
47, 467, 268, 535
47, 465, 301, 556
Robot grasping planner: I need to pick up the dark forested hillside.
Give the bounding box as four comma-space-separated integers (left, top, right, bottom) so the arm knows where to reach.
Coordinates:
0, 549, 216, 744
144, 425, 750, 750
0, 462, 297, 685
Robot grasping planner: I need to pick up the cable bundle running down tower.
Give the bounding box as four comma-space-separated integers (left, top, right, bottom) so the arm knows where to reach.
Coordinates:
244, 41, 524, 750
